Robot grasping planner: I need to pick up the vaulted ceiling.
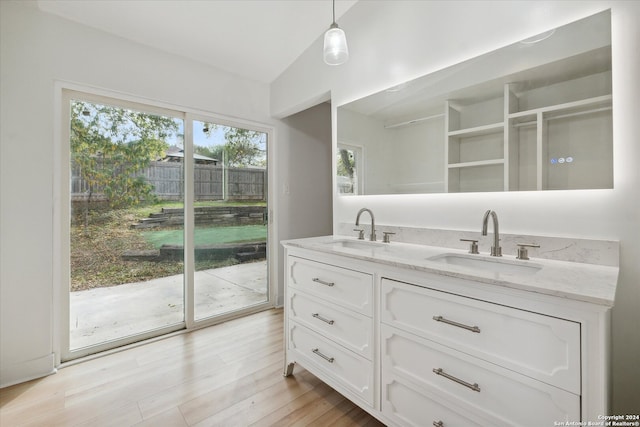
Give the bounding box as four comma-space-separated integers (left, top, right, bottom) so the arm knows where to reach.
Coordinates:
38, 0, 358, 84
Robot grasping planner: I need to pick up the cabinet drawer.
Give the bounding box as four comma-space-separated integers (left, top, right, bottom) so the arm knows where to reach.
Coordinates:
381, 278, 580, 394
288, 256, 373, 315
288, 290, 373, 359
289, 321, 374, 406
382, 325, 580, 426
383, 374, 490, 427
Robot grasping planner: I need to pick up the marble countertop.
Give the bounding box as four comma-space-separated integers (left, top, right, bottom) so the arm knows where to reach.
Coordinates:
282, 235, 619, 307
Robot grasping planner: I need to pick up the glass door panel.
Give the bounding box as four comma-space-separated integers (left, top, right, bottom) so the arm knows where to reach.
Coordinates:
192, 120, 268, 321
68, 98, 185, 351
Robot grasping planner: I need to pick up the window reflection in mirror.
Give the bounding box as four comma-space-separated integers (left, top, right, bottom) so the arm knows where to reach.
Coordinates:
336, 10, 612, 195
337, 143, 363, 195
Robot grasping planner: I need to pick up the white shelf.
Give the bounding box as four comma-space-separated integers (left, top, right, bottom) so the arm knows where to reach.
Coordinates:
445, 82, 611, 193
508, 95, 612, 120
448, 159, 505, 169
448, 122, 504, 138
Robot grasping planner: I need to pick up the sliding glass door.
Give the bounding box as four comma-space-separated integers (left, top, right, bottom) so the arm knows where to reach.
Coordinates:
191, 119, 268, 321
60, 90, 271, 361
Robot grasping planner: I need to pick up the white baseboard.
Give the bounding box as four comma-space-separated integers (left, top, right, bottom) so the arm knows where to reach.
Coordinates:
0, 353, 56, 388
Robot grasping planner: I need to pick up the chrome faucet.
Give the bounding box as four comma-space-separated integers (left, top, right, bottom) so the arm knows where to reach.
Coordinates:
481, 210, 502, 257
355, 208, 376, 241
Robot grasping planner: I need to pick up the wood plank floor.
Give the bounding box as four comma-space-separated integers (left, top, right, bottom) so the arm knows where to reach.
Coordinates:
0, 309, 385, 426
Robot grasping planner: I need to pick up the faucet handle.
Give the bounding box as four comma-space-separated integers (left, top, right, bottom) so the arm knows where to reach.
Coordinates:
353, 228, 365, 240
382, 231, 395, 243
516, 243, 540, 260
460, 239, 479, 254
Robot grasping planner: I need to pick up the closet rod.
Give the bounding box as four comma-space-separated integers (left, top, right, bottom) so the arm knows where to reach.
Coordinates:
512, 106, 611, 128
384, 113, 444, 129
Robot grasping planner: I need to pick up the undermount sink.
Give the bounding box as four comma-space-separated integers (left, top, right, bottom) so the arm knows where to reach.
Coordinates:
319, 239, 429, 259
428, 253, 542, 275
328, 240, 384, 250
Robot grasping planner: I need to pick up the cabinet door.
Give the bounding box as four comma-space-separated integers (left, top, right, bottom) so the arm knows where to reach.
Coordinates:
288, 256, 373, 315
288, 290, 373, 359
381, 278, 580, 394
382, 325, 580, 427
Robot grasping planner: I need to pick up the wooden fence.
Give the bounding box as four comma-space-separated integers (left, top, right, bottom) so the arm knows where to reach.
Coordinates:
71, 161, 266, 201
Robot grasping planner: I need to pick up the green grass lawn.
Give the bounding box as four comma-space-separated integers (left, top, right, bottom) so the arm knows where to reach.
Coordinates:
142, 224, 267, 248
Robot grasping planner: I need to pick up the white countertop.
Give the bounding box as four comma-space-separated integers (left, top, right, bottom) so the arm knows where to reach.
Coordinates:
282, 235, 619, 307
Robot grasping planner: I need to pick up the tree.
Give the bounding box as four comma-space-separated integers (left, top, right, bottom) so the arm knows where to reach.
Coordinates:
202, 123, 266, 167
337, 148, 357, 194
70, 101, 179, 216
337, 148, 355, 179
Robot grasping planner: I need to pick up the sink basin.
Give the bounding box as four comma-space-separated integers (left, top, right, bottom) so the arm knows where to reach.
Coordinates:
329, 240, 384, 250
316, 239, 542, 276
319, 239, 430, 259
320, 239, 391, 256
428, 253, 542, 275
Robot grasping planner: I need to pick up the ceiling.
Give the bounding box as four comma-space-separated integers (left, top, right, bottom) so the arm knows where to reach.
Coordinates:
37, 0, 358, 84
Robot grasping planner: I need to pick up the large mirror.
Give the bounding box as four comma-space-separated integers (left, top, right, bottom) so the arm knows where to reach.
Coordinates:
337, 10, 612, 195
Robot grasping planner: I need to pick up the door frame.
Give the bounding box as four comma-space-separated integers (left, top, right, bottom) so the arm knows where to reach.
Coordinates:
53, 82, 276, 363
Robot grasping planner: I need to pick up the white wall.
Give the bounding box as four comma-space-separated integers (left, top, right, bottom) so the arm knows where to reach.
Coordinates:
338, 108, 445, 194
277, 103, 333, 305
337, 108, 390, 194
271, 1, 640, 414
0, 0, 326, 387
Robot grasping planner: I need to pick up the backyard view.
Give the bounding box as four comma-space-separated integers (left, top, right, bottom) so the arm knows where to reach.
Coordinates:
70, 201, 266, 291
67, 95, 268, 354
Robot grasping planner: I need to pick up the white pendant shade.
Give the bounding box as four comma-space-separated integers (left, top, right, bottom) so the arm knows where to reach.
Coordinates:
323, 23, 349, 65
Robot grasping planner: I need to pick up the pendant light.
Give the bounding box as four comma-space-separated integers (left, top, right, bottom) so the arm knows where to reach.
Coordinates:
323, 0, 349, 65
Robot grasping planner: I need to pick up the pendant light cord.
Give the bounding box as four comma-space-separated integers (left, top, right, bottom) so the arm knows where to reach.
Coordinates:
332, 0, 336, 24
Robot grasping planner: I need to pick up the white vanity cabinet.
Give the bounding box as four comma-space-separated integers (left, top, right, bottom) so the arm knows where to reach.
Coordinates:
380, 278, 580, 426
283, 243, 613, 426
381, 278, 581, 394
285, 254, 375, 407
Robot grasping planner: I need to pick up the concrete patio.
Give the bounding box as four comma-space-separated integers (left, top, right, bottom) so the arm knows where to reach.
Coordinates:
70, 260, 268, 349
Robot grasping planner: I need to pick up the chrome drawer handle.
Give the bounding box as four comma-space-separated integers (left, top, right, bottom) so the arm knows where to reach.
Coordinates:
312, 348, 335, 363
433, 422, 444, 427
433, 315, 481, 333
312, 277, 335, 287
312, 313, 335, 325
433, 368, 480, 392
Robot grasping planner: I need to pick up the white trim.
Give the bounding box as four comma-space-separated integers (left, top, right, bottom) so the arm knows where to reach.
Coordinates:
268, 126, 278, 307
54, 86, 71, 364
0, 353, 56, 389
184, 114, 195, 329
53, 81, 276, 364
52, 82, 64, 367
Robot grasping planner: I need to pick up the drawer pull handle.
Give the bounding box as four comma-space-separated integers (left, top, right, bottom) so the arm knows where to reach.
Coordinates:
433, 315, 481, 333
312, 348, 335, 363
433, 422, 444, 427
312, 313, 335, 325
312, 278, 335, 287
433, 368, 480, 392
